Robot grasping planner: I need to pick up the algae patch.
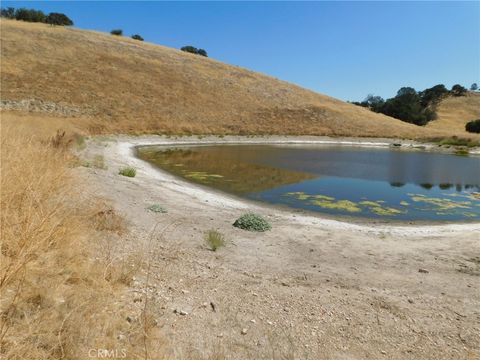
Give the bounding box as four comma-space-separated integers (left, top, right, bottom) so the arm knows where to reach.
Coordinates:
284, 192, 405, 215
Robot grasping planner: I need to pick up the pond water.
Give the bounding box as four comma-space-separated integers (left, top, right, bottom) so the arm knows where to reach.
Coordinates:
137, 144, 480, 221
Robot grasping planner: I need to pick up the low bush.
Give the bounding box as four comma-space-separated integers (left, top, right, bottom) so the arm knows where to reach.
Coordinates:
110, 29, 123, 36
466, 119, 480, 134
180, 45, 208, 57
119, 166, 136, 177
205, 229, 225, 251
131, 34, 144, 41
233, 213, 271, 232
147, 204, 167, 213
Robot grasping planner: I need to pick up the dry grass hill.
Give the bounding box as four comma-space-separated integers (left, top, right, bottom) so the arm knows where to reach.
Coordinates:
426, 92, 480, 134
2, 19, 477, 139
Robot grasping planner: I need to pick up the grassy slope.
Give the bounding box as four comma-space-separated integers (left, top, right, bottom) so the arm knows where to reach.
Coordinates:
0, 19, 466, 139
426, 92, 480, 134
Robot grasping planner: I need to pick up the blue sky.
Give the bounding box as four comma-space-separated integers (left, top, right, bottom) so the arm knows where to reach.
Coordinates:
4, 1, 479, 101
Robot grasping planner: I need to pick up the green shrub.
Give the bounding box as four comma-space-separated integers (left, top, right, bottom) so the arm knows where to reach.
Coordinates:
451, 84, 467, 96
147, 204, 167, 213
180, 46, 208, 57
233, 213, 271, 232
110, 29, 123, 36
466, 119, 480, 134
205, 229, 225, 251
14, 8, 46, 23
119, 167, 136, 177
45, 12, 73, 26
131, 34, 144, 41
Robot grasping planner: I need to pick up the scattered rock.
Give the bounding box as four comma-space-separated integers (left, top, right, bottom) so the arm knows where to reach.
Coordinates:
210, 302, 216, 312
408, 299, 414, 304
418, 269, 429, 274
174, 309, 189, 316
241, 328, 248, 335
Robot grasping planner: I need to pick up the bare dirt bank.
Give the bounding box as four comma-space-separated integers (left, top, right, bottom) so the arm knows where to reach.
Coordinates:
79, 135, 480, 359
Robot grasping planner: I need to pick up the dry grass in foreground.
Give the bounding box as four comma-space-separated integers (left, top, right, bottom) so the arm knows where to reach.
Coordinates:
0, 123, 164, 359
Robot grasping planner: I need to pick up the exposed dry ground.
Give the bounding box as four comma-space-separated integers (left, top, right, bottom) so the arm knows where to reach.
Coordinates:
76, 134, 480, 360
1, 19, 478, 140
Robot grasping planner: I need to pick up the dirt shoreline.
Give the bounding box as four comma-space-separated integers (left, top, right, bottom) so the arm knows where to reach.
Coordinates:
80, 135, 480, 359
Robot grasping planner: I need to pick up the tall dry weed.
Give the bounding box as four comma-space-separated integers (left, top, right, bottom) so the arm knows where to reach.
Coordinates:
0, 124, 164, 359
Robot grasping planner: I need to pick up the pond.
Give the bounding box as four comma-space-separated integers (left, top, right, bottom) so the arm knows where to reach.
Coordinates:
137, 144, 480, 221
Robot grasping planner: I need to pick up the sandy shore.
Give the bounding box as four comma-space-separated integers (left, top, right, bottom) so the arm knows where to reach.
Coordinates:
80, 135, 480, 359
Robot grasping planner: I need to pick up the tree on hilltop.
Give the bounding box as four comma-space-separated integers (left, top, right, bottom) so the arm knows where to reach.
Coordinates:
45, 12, 73, 26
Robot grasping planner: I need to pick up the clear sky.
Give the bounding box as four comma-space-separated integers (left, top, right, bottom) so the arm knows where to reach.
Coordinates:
4, 1, 479, 101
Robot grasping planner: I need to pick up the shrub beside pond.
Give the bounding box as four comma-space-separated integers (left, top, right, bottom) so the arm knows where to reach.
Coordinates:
119, 166, 136, 177
233, 213, 271, 232
147, 204, 167, 213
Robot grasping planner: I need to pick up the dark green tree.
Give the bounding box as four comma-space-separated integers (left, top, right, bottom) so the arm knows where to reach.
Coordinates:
451, 84, 467, 96
419, 84, 448, 107
381, 87, 434, 126
181, 45, 199, 54
0, 7, 15, 19
470, 83, 478, 91
197, 48, 208, 57
15, 8, 46, 23
110, 29, 123, 36
363, 94, 385, 112
45, 12, 73, 26
131, 34, 144, 41
465, 119, 480, 133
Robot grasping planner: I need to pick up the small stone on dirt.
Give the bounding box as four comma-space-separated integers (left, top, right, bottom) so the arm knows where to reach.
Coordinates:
418, 268, 429, 273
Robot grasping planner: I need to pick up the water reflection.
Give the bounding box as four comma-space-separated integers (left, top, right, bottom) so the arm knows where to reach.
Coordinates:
137, 144, 480, 221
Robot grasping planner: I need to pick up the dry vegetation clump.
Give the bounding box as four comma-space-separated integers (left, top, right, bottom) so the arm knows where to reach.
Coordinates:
0, 124, 164, 359
204, 229, 225, 251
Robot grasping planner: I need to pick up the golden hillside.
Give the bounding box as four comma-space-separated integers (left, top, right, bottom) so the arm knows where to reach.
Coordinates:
426, 92, 480, 134
0, 19, 474, 139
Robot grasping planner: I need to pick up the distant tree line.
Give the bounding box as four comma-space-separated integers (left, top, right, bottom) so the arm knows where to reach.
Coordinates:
0, 6, 73, 26
180, 46, 208, 57
351, 84, 474, 126
2, 7, 209, 56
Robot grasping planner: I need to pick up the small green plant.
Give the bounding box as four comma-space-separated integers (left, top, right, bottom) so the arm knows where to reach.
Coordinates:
205, 229, 225, 251
147, 204, 167, 213
119, 166, 136, 177
233, 213, 271, 232
110, 29, 123, 36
